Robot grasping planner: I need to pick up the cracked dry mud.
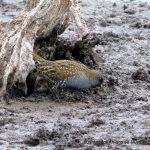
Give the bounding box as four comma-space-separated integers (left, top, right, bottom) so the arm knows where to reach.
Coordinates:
0, 0, 150, 150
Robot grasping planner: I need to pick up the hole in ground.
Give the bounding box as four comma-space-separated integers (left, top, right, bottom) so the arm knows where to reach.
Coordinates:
26, 34, 101, 95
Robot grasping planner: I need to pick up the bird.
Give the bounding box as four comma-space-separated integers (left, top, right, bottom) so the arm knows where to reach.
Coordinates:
32, 51, 103, 90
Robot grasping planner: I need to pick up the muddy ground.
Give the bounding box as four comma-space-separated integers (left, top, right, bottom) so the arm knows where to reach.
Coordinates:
0, 0, 150, 149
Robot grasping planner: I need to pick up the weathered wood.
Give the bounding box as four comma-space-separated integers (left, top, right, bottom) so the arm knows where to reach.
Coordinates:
0, 0, 88, 98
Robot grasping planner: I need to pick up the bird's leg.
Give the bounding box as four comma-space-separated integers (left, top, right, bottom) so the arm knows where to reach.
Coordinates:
49, 80, 77, 101
45, 78, 64, 101
49, 81, 64, 101
60, 87, 64, 96
51, 84, 76, 101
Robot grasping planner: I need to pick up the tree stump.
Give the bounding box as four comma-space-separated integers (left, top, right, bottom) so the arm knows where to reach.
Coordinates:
0, 0, 88, 99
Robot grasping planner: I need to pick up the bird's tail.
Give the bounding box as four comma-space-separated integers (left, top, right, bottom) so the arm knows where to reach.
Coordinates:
32, 51, 51, 64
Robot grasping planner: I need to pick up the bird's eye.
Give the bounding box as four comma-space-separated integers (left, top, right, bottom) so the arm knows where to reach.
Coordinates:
99, 77, 103, 84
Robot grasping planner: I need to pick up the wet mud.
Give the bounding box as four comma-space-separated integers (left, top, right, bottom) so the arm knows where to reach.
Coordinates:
0, 0, 150, 149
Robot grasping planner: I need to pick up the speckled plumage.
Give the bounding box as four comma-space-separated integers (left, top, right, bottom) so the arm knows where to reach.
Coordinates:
32, 52, 103, 89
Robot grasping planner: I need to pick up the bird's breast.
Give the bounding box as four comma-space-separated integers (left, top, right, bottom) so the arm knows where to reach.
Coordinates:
63, 72, 99, 89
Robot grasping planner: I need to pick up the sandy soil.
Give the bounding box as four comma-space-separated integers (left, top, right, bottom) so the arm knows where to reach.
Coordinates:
0, 0, 150, 149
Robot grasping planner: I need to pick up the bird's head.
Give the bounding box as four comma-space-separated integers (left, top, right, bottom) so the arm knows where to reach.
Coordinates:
92, 69, 103, 84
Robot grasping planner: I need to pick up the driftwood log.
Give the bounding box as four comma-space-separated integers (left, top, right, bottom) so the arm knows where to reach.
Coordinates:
0, 0, 88, 98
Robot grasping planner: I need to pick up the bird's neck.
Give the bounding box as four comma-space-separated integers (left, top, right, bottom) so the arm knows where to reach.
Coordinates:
89, 76, 99, 86
32, 52, 52, 65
